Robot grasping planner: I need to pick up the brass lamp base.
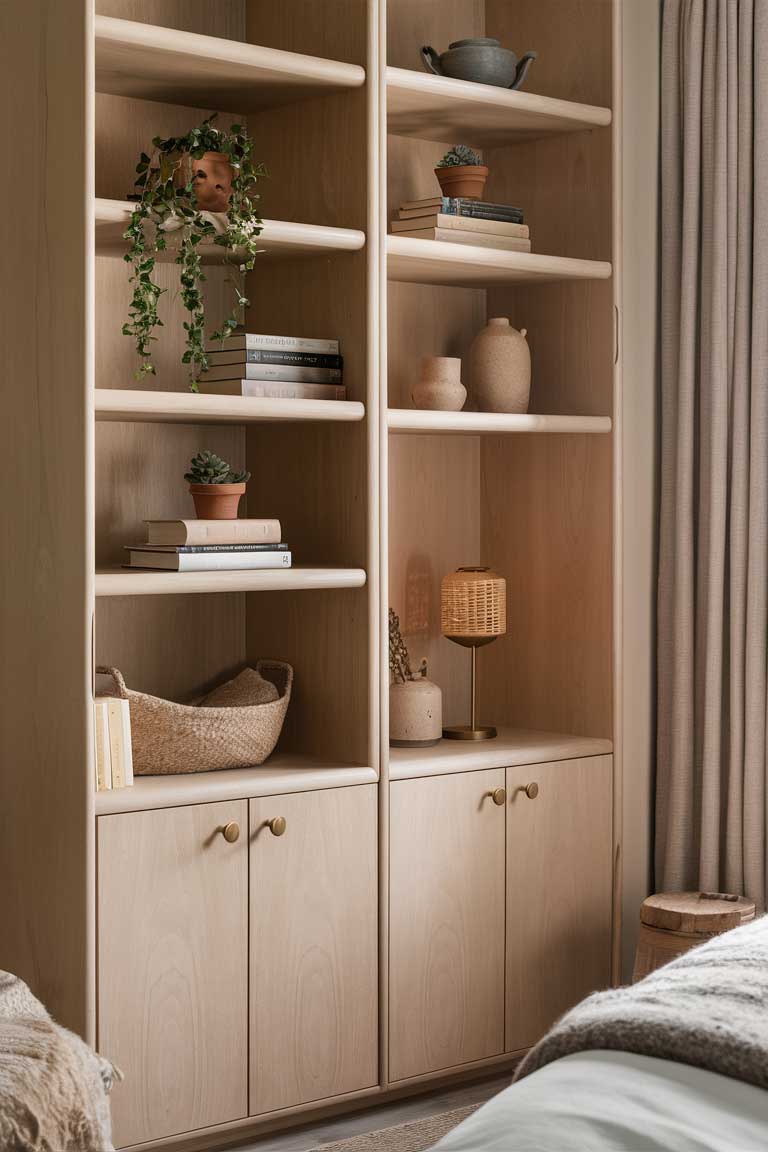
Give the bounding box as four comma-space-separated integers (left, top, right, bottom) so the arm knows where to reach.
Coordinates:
443, 724, 497, 741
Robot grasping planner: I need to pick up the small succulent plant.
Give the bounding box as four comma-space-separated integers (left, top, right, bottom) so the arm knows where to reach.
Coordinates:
436, 144, 483, 168
184, 450, 251, 485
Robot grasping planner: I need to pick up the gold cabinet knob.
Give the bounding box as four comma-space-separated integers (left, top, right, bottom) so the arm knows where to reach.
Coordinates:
221, 821, 240, 843
489, 787, 507, 806
524, 782, 539, 800
268, 816, 287, 837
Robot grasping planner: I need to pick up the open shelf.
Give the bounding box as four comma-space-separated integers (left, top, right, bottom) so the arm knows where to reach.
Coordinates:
387, 67, 612, 146
95, 199, 365, 262
95, 388, 365, 426
95, 567, 367, 598
95, 754, 378, 815
389, 728, 613, 781
387, 409, 612, 435
95, 15, 365, 112
387, 235, 611, 287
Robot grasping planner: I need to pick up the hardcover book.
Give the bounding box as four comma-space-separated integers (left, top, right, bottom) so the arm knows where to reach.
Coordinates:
204, 332, 339, 354
392, 214, 529, 238
397, 229, 532, 252
206, 348, 343, 370
126, 550, 293, 572
144, 519, 282, 546
201, 363, 343, 384
197, 380, 347, 401
93, 698, 112, 791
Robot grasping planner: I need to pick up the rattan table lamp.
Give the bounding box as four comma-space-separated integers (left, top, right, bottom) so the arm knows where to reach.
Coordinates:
441, 566, 506, 740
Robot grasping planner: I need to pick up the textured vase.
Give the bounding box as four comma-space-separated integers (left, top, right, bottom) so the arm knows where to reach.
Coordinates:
469, 318, 531, 413
390, 678, 442, 746
412, 356, 467, 411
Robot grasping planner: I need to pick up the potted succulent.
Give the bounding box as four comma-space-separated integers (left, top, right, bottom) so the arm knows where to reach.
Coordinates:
184, 451, 251, 520
389, 609, 442, 747
434, 144, 488, 200
122, 114, 267, 391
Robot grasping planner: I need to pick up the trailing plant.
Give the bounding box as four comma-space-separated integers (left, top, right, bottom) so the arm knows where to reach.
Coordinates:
184, 451, 251, 486
123, 115, 267, 391
389, 608, 427, 683
436, 144, 483, 168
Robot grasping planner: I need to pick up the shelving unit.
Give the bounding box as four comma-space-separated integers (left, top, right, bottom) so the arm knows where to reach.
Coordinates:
387, 234, 611, 286
389, 729, 613, 781
95, 388, 365, 425
387, 409, 611, 434
95, 566, 367, 597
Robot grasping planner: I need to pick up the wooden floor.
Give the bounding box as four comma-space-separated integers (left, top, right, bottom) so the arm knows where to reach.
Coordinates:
231, 1074, 512, 1151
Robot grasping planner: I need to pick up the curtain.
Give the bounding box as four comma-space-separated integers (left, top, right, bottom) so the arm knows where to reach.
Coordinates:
656, 0, 768, 905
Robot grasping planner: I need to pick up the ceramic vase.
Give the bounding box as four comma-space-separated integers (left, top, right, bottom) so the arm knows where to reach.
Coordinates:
412, 356, 467, 411
469, 317, 531, 413
389, 677, 442, 747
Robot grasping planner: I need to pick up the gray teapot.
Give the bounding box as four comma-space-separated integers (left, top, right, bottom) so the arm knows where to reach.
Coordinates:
421, 38, 537, 91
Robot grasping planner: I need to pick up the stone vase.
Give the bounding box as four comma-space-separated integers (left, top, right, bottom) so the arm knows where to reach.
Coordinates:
389, 678, 442, 747
412, 356, 467, 411
469, 318, 531, 413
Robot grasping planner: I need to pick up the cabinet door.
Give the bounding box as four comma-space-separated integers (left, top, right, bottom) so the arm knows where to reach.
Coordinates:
389, 769, 506, 1082
506, 756, 613, 1052
98, 801, 248, 1147
249, 785, 378, 1115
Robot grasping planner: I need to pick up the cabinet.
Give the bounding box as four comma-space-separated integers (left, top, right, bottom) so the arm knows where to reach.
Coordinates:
98, 801, 249, 1147
389, 770, 507, 1081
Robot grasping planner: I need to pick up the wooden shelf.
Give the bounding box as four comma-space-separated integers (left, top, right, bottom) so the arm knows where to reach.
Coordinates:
95, 15, 365, 112
95, 755, 377, 815
95, 199, 365, 262
387, 67, 611, 146
387, 410, 612, 435
95, 388, 365, 426
389, 728, 613, 781
95, 567, 367, 598
387, 235, 611, 287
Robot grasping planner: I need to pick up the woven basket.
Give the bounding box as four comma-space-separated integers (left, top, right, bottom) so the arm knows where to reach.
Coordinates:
96, 662, 292, 775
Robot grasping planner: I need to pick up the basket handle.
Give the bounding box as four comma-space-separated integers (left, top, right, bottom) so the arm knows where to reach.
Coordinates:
96, 666, 129, 699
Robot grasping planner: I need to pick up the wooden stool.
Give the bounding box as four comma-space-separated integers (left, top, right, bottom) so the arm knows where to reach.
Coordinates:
633, 891, 756, 982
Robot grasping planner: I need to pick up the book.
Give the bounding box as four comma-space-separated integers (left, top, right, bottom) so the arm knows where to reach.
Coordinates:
197, 380, 348, 401
398, 228, 532, 252
144, 519, 281, 546
201, 363, 342, 384
206, 348, 343, 370
93, 698, 112, 791
104, 697, 133, 788
398, 196, 524, 221
204, 332, 339, 354
130, 543, 289, 555
392, 214, 529, 238
126, 550, 293, 572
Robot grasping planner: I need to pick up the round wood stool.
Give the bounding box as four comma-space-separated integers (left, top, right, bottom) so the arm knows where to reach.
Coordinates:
633, 891, 756, 982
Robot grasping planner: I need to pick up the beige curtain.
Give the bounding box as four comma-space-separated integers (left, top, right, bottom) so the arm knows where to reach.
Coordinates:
656, 0, 768, 905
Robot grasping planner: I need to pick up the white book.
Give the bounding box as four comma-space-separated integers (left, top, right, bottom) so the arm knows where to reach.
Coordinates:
391, 213, 529, 238
398, 229, 532, 252
144, 519, 281, 546
127, 549, 293, 572
104, 697, 133, 788
201, 363, 342, 383
93, 698, 112, 791
204, 332, 339, 354
198, 380, 347, 401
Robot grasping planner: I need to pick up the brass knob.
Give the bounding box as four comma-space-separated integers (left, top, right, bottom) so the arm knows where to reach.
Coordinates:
221, 821, 240, 843
268, 816, 287, 837
524, 782, 539, 800
489, 787, 506, 806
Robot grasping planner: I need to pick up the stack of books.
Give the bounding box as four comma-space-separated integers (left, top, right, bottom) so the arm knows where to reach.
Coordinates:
199, 331, 345, 401
124, 519, 292, 572
391, 196, 531, 252
94, 696, 133, 791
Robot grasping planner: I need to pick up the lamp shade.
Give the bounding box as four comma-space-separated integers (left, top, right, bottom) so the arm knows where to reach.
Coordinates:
441, 567, 506, 647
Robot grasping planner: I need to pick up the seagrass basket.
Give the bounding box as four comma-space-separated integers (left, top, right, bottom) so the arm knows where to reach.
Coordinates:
96, 661, 292, 775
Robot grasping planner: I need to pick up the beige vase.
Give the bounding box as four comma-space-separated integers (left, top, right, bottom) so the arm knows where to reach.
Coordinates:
389, 678, 442, 746
469, 317, 531, 413
412, 356, 467, 411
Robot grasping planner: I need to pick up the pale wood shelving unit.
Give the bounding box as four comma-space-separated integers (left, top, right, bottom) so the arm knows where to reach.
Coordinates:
389, 729, 613, 781
95, 566, 367, 597
95, 388, 365, 425
387, 234, 611, 287
387, 409, 612, 434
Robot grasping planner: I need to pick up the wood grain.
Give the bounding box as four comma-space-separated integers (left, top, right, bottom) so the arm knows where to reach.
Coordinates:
389, 770, 506, 1081
505, 756, 613, 1051
388, 410, 612, 434
249, 786, 378, 1114
247, 0, 367, 66
95, 388, 365, 425
98, 801, 249, 1145
385, 0, 483, 71
95, 0, 245, 39
389, 728, 612, 780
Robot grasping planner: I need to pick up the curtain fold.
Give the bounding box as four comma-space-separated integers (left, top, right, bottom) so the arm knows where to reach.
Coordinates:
656, 0, 768, 905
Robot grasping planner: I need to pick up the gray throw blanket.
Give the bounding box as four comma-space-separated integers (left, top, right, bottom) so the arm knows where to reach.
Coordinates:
515, 914, 768, 1090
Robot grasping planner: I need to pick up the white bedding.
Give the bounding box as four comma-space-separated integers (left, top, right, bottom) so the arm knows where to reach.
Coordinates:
434, 1051, 768, 1152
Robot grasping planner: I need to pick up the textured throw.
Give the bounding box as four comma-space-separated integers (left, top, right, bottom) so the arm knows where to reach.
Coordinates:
515, 916, 768, 1090
0, 972, 119, 1151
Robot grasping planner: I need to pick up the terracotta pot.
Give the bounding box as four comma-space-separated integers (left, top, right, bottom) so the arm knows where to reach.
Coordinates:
434, 164, 489, 200
469, 317, 531, 413
412, 356, 466, 411
171, 150, 233, 214
390, 678, 443, 747
189, 482, 245, 520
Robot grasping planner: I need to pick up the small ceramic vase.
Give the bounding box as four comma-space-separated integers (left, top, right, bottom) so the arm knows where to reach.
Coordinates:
469, 318, 531, 413
171, 150, 234, 213
390, 677, 443, 747
412, 356, 467, 411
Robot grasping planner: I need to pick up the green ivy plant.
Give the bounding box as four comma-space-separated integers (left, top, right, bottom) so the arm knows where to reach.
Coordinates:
184, 450, 251, 486
436, 144, 483, 168
123, 115, 266, 391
